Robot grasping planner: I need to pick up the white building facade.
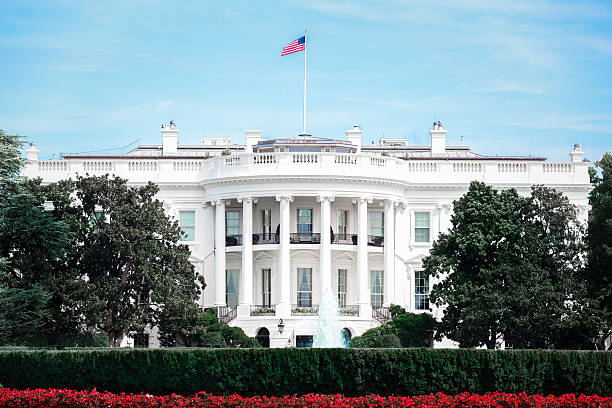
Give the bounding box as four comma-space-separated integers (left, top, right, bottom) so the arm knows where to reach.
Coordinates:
22, 122, 591, 348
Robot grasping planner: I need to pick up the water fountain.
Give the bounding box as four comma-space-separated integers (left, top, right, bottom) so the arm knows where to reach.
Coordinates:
313, 287, 344, 348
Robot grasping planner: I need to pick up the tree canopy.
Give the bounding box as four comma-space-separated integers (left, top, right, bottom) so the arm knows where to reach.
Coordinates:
423, 181, 586, 349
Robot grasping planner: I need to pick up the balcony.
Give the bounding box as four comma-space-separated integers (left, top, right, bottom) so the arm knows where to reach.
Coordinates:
253, 233, 279, 244
332, 233, 358, 245
225, 235, 242, 246
290, 233, 321, 244
250, 305, 275, 316
291, 304, 319, 315
368, 235, 384, 247
339, 305, 359, 316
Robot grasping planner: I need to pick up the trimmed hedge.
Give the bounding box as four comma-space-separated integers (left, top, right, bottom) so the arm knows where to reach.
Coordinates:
0, 348, 610, 396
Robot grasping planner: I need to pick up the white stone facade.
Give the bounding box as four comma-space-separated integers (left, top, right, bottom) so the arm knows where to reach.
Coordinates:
22, 122, 591, 348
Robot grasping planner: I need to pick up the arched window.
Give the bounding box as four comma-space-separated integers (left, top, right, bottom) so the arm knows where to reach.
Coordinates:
341, 328, 352, 347
256, 327, 270, 348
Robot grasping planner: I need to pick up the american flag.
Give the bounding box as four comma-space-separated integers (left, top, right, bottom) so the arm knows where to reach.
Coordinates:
281, 36, 306, 56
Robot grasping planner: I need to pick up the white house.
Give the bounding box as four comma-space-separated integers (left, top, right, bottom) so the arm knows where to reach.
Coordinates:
22, 121, 591, 348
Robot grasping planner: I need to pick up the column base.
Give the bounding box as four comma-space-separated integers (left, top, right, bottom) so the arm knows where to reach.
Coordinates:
275, 303, 291, 318
359, 304, 372, 319
236, 304, 251, 318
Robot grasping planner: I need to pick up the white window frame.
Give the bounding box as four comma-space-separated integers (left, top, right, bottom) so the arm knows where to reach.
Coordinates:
414, 269, 430, 311
337, 268, 348, 308
414, 211, 431, 243
296, 267, 313, 307
225, 210, 241, 237
337, 209, 349, 237
369, 269, 384, 308
368, 211, 384, 237
179, 210, 196, 242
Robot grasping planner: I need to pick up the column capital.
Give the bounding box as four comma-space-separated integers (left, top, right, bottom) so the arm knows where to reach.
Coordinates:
211, 199, 225, 206
237, 196, 258, 204
316, 195, 335, 203
352, 197, 372, 205
275, 195, 294, 203
384, 199, 400, 208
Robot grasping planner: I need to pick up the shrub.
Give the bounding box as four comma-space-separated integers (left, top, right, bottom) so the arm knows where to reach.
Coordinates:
0, 348, 610, 396
199, 332, 226, 347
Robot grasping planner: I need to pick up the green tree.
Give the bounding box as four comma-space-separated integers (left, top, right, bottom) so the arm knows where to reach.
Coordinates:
71, 175, 205, 347
423, 181, 585, 349
0, 285, 51, 344
583, 153, 612, 350
0, 130, 82, 344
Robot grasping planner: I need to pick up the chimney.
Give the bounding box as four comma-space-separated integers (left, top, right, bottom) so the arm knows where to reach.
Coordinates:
570, 144, 584, 163
346, 124, 363, 153
245, 130, 262, 153
429, 121, 447, 155
25, 142, 40, 160
161, 120, 178, 155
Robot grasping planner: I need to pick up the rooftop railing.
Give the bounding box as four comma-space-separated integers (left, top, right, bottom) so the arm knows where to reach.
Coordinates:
24, 152, 589, 187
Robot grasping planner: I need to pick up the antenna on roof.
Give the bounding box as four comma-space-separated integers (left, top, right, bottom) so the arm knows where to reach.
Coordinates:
460, 136, 464, 146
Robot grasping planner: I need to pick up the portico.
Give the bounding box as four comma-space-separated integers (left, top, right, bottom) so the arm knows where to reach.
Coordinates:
211, 193, 398, 321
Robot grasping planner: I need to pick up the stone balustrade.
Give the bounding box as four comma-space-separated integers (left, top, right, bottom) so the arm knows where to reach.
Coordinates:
23, 152, 590, 186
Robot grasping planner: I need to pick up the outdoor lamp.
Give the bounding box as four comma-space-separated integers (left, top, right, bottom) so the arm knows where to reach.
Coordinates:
278, 319, 285, 334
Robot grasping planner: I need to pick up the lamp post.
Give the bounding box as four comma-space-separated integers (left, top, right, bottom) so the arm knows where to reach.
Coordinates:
278, 319, 285, 334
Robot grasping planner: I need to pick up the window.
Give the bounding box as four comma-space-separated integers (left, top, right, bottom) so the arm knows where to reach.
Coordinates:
133, 333, 149, 348
226, 269, 240, 309
262, 268, 271, 308
297, 209, 313, 235
337, 269, 347, 308
337, 210, 348, 237
279, 147, 285, 152
297, 267, 312, 307
369, 211, 384, 237
370, 270, 384, 307
262, 209, 272, 240
179, 211, 195, 241
226, 211, 240, 237
296, 335, 313, 348
414, 212, 430, 243
415, 270, 430, 310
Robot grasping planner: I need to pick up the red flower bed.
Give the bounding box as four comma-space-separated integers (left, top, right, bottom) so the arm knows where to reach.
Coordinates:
0, 389, 610, 408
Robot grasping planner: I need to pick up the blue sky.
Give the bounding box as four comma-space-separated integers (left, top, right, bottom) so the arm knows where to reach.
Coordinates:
1, 0, 611, 161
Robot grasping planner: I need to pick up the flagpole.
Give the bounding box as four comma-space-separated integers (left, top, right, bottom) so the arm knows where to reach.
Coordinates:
303, 28, 307, 135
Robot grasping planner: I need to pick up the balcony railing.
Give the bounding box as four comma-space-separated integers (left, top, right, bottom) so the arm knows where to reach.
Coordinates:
250, 305, 275, 316
290, 233, 321, 244
217, 306, 237, 324
225, 235, 242, 246
291, 304, 319, 315
332, 233, 358, 245
253, 233, 279, 244
372, 306, 391, 324
339, 305, 359, 316
368, 235, 384, 247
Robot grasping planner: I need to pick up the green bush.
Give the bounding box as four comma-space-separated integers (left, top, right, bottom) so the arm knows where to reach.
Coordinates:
350, 310, 435, 348
199, 332, 226, 347
0, 348, 610, 396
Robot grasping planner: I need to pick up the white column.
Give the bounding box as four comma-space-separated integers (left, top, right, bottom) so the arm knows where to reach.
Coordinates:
214, 200, 226, 307
355, 197, 371, 317
276, 195, 293, 317
383, 200, 395, 307
318, 195, 334, 294
238, 197, 255, 317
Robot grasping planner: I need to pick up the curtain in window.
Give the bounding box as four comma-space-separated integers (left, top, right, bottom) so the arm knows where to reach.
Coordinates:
226, 269, 239, 309
297, 267, 312, 307
370, 269, 384, 307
